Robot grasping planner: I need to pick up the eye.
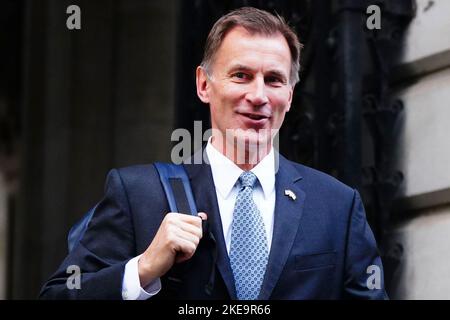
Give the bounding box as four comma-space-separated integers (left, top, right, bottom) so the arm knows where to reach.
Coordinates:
231, 72, 250, 81
265, 76, 284, 86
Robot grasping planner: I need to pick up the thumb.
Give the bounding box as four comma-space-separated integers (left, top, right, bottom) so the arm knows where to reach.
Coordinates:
197, 212, 207, 221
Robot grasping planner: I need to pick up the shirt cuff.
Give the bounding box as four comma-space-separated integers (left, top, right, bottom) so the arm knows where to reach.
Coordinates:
122, 254, 161, 300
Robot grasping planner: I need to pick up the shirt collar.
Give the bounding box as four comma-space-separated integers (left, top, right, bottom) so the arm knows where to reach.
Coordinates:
205, 137, 275, 199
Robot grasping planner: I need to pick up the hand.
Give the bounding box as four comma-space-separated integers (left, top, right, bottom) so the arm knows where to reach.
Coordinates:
137, 212, 207, 287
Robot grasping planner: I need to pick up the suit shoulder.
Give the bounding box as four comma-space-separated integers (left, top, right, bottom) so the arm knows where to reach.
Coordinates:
109, 164, 159, 186
115, 164, 156, 176
285, 159, 354, 196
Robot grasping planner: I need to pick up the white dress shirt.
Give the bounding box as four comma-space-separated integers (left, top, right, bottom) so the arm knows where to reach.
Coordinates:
122, 254, 161, 300
205, 140, 276, 253
122, 139, 276, 300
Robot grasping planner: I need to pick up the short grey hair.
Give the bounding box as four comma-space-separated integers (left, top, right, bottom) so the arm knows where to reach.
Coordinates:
200, 7, 303, 85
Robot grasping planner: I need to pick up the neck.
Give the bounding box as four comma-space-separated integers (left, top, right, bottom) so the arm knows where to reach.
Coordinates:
211, 135, 272, 171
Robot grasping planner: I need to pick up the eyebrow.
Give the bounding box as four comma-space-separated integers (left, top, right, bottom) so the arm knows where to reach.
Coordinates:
227, 64, 288, 82
227, 64, 255, 74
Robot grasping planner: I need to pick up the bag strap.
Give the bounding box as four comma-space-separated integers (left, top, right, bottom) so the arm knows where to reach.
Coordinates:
153, 162, 197, 215
67, 163, 197, 253
154, 162, 216, 296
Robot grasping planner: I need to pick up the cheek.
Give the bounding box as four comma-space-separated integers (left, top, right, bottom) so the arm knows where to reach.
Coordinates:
212, 90, 242, 115
209, 96, 236, 126
269, 100, 291, 128
270, 92, 291, 113
211, 84, 238, 104
268, 85, 290, 99
220, 83, 247, 101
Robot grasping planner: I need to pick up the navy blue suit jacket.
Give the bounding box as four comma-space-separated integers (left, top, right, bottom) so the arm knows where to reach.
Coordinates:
40, 154, 387, 299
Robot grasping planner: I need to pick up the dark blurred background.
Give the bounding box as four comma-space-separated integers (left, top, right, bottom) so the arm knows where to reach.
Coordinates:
2, 0, 450, 299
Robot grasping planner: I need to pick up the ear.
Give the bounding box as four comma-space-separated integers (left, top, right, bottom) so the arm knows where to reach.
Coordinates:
196, 66, 210, 104
286, 85, 294, 112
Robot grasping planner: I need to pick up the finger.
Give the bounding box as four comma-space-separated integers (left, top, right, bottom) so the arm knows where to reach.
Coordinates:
164, 212, 201, 227
175, 228, 201, 246
197, 212, 207, 221
165, 214, 202, 236
173, 237, 197, 259
173, 213, 204, 227
177, 221, 203, 239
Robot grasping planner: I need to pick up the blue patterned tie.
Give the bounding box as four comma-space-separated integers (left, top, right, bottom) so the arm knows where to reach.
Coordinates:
229, 171, 269, 300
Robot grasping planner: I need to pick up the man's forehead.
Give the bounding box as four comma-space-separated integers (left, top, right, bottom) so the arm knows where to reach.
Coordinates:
212, 27, 290, 71
221, 26, 287, 47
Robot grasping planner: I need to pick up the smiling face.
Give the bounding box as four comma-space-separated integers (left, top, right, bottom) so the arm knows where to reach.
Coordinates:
196, 26, 294, 163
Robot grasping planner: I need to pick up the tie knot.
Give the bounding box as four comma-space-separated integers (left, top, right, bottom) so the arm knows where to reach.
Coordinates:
239, 171, 258, 189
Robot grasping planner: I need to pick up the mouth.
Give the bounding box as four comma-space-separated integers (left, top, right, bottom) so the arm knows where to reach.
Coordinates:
236, 112, 271, 130
239, 112, 270, 121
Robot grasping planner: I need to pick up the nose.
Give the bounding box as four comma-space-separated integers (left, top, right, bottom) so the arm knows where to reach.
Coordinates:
245, 76, 268, 106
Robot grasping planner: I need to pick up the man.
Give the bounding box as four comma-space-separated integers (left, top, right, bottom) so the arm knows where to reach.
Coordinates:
40, 7, 387, 300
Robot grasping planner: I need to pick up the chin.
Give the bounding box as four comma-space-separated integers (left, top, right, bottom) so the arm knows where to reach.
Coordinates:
234, 130, 272, 150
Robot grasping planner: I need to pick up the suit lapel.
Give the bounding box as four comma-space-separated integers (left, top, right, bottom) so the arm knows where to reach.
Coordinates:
258, 155, 305, 300
184, 159, 237, 299
184, 152, 305, 300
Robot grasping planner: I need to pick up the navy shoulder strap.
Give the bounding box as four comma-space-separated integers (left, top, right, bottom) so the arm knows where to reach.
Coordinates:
153, 162, 197, 215
67, 163, 196, 252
